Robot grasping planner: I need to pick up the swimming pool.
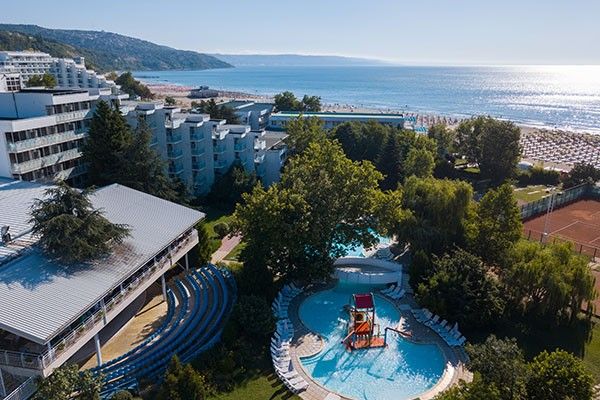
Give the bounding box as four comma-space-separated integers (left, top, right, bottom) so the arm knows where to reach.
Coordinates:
299, 282, 446, 400
342, 235, 391, 258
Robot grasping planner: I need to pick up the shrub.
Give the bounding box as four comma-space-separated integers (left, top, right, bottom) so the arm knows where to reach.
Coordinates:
213, 222, 230, 238
233, 295, 275, 340
111, 391, 133, 400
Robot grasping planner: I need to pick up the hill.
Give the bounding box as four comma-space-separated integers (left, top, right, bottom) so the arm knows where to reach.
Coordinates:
0, 24, 231, 72
211, 53, 391, 67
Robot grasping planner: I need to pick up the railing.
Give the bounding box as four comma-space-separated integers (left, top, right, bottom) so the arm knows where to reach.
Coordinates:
168, 163, 184, 175
167, 148, 183, 159
54, 109, 92, 123
54, 164, 87, 180
192, 160, 206, 171
7, 129, 87, 153
0, 231, 197, 372
166, 133, 183, 144
213, 143, 226, 153
190, 133, 205, 141
150, 136, 158, 146
234, 143, 247, 152
3, 376, 37, 400
191, 147, 205, 156
214, 159, 228, 169
254, 153, 265, 163
11, 148, 82, 174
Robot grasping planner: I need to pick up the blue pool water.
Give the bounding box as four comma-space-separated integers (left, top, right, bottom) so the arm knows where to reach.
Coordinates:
342, 235, 391, 258
299, 283, 446, 400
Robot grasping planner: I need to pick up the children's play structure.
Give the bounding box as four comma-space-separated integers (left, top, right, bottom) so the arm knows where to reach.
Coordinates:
341, 292, 411, 351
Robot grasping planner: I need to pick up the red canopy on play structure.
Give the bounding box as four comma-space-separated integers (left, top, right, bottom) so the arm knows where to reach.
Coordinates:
353, 293, 374, 309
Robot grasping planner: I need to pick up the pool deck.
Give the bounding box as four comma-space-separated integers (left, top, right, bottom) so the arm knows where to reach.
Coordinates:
287, 274, 470, 400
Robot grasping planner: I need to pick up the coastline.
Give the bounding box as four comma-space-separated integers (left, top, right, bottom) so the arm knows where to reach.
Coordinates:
145, 82, 600, 170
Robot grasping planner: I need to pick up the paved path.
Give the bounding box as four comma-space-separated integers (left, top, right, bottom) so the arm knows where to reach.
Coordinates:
211, 234, 242, 263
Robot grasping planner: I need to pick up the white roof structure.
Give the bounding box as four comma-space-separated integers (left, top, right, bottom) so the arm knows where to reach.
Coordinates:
0, 181, 204, 344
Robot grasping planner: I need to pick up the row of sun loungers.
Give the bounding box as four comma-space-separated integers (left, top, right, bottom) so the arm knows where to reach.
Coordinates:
270, 283, 308, 394
380, 282, 405, 300
412, 308, 466, 347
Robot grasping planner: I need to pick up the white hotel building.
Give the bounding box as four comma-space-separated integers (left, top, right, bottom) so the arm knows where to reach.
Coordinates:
0, 88, 126, 184
0, 51, 117, 92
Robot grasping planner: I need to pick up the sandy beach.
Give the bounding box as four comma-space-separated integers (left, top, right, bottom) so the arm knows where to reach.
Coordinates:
147, 83, 600, 171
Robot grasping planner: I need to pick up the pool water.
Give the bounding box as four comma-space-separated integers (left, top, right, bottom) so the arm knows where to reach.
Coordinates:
299, 282, 446, 400
343, 235, 391, 258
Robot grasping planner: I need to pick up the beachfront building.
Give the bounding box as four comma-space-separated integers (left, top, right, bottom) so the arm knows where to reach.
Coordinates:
0, 178, 203, 395
268, 111, 407, 131
0, 88, 127, 185
0, 51, 117, 92
0, 69, 21, 92
220, 100, 275, 130
123, 101, 286, 195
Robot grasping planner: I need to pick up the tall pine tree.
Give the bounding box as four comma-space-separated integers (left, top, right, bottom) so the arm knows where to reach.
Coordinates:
376, 133, 403, 190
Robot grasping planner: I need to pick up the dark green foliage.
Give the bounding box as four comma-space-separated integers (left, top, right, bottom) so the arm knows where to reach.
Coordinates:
416, 248, 505, 330
164, 96, 176, 105
191, 223, 212, 267
191, 99, 240, 124
434, 375, 501, 400
284, 116, 327, 155
0, 24, 231, 72
408, 249, 433, 287
110, 391, 134, 400
273, 91, 322, 111
115, 72, 153, 99
526, 350, 594, 400
331, 121, 390, 163
83, 101, 132, 187
158, 356, 210, 400
232, 295, 276, 340
562, 162, 600, 188
376, 132, 403, 190
404, 147, 435, 178
516, 166, 560, 186
213, 222, 230, 238
466, 336, 528, 400
428, 123, 456, 159
456, 117, 521, 182
34, 364, 103, 400
470, 183, 522, 268
26, 73, 56, 88
208, 164, 257, 206
233, 252, 275, 298
29, 182, 130, 264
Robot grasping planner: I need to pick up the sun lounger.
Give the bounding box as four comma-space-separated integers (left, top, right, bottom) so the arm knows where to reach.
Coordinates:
425, 315, 440, 327
381, 285, 396, 295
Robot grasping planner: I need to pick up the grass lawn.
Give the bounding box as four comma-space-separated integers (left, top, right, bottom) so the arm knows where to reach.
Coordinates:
224, 243, 246, 262
209, 372, 300, 400
513, 184, 552, 203
582, 318, 600, 382
201, 205, 235, 252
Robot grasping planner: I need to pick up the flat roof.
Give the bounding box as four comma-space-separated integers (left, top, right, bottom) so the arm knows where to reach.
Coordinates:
0, 182, 204, 344
271, 111, 405, 120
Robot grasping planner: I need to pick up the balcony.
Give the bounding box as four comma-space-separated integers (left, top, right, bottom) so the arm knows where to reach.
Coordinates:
190, 132, 205, 141
53, 109, 92, 123
191, 147, 205, 156
55, 164, 87, 180
213, 143, 226, 153
192, 160, 207, 171
166, 133, 183, 144
214, 159, 228, 170
193, 175, 207, 187
150, 135, 158, 146
234, 142, 247, 152
254, 153, 266, 163
168, 148, 184, 159
7, 129, 87, 153
168, 162, 184, 175
11, 148, 82, 175
254, 139, 267, 151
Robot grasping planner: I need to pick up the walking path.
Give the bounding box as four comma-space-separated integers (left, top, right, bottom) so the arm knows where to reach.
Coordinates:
211, 234, 242, 263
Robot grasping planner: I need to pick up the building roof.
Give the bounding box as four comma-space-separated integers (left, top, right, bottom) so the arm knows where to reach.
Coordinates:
0, 182, 204, 344
271, 111, 405, 120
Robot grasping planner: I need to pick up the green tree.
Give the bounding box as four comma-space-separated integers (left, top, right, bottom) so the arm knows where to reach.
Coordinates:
208, 163, 258, 206
26, 72, 56, 88
403, 147, 435, 178
158, 356, 209, 400
164, 96, 177, 105
526, 350, 593, 400
34, 364, 103, 400
466, 335, 528, 400
110, 391, 134, 400
121, 117, 180, 201
284, 116, 327, 155
191, 223, 211, 267
82, 100, 132, 187
274, 90, 301, 111
397, 176, 474, 255
434, 375, 501, 400
29, 182, 130, 264
470, 183, 522, 268
301, 94, 322, 111
233, 140, 383, 280
331, 121, 390, 163
457, 117, 521, 182
417, 248, 505, 329
115, 72, 153, 99
505, 241, 596, 321
376, 132, 403, 190
428, 123, 455, 159
562, 162, 600, 188
232, 295, 275, 339
193, 99, 240, 124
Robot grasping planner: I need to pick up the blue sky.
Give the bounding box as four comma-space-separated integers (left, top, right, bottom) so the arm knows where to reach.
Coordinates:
2, 0, 600, 65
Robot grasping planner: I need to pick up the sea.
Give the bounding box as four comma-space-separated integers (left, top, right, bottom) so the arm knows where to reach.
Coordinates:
133, 65, 600, 134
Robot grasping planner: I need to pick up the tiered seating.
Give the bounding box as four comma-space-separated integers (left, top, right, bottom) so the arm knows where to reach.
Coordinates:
270, 284, 308, 394
411, 308, 466, 347
98, 264, 236, 398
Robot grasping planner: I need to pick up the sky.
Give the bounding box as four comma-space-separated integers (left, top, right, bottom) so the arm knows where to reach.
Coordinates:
2, 0, 600, 65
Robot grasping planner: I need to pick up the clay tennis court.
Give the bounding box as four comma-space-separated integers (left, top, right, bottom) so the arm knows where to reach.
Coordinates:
523, 199, 600, 258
